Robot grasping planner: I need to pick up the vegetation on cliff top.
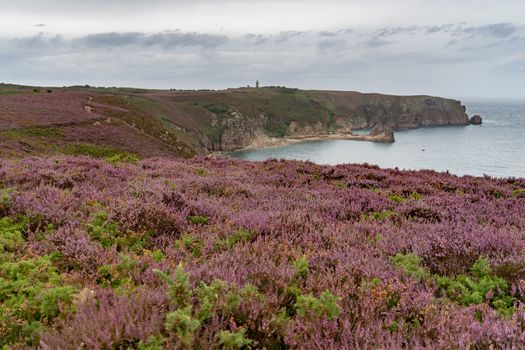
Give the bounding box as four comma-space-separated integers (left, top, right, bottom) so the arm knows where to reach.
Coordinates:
0, 155, 524, 348
0, 84, 468, 157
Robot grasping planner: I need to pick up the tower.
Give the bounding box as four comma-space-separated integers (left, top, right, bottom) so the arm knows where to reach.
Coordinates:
256, 80, 259, 88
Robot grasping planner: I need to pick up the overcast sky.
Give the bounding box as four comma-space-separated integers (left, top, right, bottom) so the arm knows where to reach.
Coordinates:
1, 0, 524, 99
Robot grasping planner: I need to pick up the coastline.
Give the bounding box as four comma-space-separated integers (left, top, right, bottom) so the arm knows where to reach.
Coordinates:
212, 131, 395, 155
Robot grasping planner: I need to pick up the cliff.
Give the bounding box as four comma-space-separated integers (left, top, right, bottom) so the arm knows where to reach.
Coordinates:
0, 85, 470, 158
148, 87, 468, 151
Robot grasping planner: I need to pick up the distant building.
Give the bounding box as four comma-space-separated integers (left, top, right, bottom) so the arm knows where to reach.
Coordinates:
256, 80, 259, 88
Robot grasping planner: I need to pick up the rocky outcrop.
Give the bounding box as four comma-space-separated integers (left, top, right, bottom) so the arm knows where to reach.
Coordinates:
469, 115, 482, 125
309, 92, 470, 131
152, 89, 471, 152
369, 124, 395, 143
201, 109, 267, 151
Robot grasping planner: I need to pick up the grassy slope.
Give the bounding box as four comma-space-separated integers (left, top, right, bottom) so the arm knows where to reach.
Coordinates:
0, 84, 467, 157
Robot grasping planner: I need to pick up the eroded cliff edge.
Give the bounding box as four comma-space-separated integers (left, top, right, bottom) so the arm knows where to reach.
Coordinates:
148, 87, 469, 152
0, 85, 469, 158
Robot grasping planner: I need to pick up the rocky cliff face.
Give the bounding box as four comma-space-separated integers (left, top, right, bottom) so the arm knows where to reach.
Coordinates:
197, 91, 469, 151
309, 91, 469, 131
219, 110, 267, 151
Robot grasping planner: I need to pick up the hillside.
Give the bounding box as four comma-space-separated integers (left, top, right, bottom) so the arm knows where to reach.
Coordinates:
0, 156, 524, 348
0, 85, 469, 158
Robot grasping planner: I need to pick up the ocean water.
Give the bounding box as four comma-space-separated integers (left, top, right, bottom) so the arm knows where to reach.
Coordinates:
227, 100, 525, 178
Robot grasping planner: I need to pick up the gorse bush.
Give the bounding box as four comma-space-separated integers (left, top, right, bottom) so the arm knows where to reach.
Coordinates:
105, 153, 140, 164
187, 215, 209, 225
393, 253, 516, 317
435, 257, 515, 317
391, 253, 428, 280
165, 307, 200, 348
364, 210, 395, 221
176, 234, 204, 257
87, 210, 149, 252
215, 228, 255, 251
388, 193, 404, 203
292, 255, 309, 281
217, 328, 252, 349
0, 254, 76, 347
295, 290, 341, 320
0, 216, 26, 253
153, 266, 258, 348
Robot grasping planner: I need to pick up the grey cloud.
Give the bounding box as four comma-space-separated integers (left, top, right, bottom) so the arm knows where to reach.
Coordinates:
425, 24, 455, 34
374, 23, 520, 39
143, 31, 228, 49
317, 39, 346, 53
77, 31, 228, 49
11, 32, 64, 48
245, 33, 268, 45
35, 23, 46, 27
365, 37, 392, 47
459, 23, 518, 38
275, 31, 304, 43
80, 32, 144, 47
319, 31, 338, 37
376, 25, 423, 37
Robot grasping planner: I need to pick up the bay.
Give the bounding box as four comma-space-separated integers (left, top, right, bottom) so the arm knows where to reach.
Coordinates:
227, 100, 525, 178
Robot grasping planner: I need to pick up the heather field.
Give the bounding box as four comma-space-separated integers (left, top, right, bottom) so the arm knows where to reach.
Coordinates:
0, 156, 524, 349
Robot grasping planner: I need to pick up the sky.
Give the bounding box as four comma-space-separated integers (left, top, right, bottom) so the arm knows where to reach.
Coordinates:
1, 0, 524, 99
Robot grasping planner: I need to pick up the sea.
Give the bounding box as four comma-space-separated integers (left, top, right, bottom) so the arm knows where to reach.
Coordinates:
227, 100, 525, 178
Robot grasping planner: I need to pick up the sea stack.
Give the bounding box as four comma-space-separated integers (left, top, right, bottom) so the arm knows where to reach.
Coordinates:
469, 115, 483, 125
369, 124, 395, 142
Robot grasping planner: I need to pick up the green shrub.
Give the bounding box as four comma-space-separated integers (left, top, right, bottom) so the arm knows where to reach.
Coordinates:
96, 254, 138, 289
388, 194, 404, 203
204, 103, 229, 116
105, 153, 140, 164
435, 257, 515, 317
295, 290, 341, 320
138, 334, 165, 350
216, 328, 252, 349
40, 286, 76, 319
491, 190, 504, 199
87, 210, 119, 248
87, 210, 148, 251
391, 254, 516, 317
176, 234, 203, 257
0, 217, 26, 253
165, 306, 200, 348
364, 210, 394, 221
149, 249, 165, 262
215, 228, 255, 250
391, 253, 428, 280
2, 127, 65, 139
360, 277, 382, 289
62, 143, 138, 161
292, 255, 309, 281
187, 215, 209, 225
154, 264, 191, 308
194, 279, 227, 322
195, 168, 209, 177
0, 254, 76, 347
512, 189, 525, 198
409, 191, 423, 200
0, 188, 17, 211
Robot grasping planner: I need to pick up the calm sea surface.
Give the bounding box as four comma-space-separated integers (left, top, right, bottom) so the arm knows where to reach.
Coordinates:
227, 100, 525, 178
